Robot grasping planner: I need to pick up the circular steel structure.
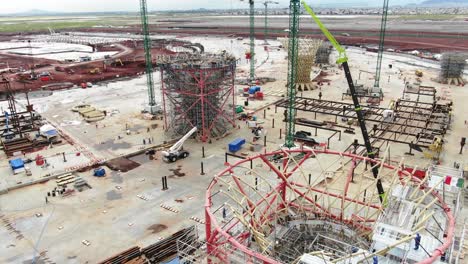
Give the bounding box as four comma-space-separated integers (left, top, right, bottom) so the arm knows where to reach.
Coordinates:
205, 149, 455, 264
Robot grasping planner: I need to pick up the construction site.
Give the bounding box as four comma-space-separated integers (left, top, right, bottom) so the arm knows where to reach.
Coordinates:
0, 1, 467, 264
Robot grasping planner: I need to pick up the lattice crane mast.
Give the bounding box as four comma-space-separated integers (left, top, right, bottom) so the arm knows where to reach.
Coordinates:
374, 0, 390, 91
139, 0, 157, 114
302, 1, 386, 202
283, 0, 300, 149
262, 1, 279, 45
241, 0, 256, 82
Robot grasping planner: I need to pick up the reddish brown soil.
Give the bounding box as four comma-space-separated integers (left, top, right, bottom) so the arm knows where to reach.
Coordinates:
2, 25, 466, 94
1, 40, 175, 94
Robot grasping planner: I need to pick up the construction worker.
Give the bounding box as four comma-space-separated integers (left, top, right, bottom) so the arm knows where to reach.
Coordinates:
414, 233, 421, 250
373, 255, 378, 264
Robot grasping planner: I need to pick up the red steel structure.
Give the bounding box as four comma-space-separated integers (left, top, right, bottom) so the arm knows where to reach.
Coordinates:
160, 54, 237, 142
204, 149, 456, 263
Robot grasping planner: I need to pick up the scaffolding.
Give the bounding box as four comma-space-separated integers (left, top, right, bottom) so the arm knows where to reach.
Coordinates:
315, 42, 332, 65
438, 52, 467, 86
279, 38, 323, 91
160, 52, 237, 142
202, 148, 457, 263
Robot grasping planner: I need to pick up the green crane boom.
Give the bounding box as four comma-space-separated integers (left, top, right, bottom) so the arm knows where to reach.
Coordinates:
302, 1, 385, 202
249, 0, 255, 82
374, 0, 389, 89
284, 0, 300, 148
139, 0, 157, 112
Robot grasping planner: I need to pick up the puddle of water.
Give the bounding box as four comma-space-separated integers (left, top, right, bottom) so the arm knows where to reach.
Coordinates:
106, 190, 122, 200
95, 139, 131, 151
147, 224, 168, 234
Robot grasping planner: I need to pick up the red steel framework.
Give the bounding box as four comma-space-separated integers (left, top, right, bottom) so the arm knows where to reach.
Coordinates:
204, 149, 456, 264
160, 55, 237, 142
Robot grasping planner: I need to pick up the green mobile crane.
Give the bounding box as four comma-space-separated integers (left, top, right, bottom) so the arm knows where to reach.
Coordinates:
301, 1, 385, 202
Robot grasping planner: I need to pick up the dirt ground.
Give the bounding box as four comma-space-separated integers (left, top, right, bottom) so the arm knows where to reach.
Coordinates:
0, 34, 466, 263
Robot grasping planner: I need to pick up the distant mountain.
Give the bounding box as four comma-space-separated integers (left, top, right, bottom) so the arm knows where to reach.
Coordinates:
421, 0, 468, 6
2, 9, 66, 16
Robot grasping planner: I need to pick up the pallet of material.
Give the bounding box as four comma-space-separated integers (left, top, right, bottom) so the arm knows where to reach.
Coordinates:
82, 110, 105, 119
57, 177, 77, 187
56, 175, 76, 184
57, 173, 73, 180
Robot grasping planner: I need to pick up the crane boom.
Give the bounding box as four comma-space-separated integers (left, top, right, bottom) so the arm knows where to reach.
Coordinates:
302, 1, 385, 202
168, 127, 198, 153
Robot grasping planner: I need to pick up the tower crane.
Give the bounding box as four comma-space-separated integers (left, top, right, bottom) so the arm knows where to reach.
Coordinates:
302, 1, 386, 203
283, 0, 300, 149
373, 0, 390, 94
241, 0, 256, 82
262, 1, 279, 45
28, 40, 37, 80
139, 0, 158, 114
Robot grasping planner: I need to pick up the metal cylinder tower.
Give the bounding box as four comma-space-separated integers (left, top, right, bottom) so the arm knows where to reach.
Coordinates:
160, 53, 237, 142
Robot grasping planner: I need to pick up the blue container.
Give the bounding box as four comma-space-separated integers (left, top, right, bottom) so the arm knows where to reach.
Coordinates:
229, 138, 246, 152
10, 158, 24, 170
93, 167, 106, 177
248, 86, 261, 94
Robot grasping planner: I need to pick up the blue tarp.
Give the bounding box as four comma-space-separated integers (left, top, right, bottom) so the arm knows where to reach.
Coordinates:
44, 130, 58, 136
162, 257, 180, 264
248, 86, 261, 94
9, 158, 24, 170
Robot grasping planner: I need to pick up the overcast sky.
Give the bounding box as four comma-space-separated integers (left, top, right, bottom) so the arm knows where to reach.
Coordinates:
0, 0, 423, 13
